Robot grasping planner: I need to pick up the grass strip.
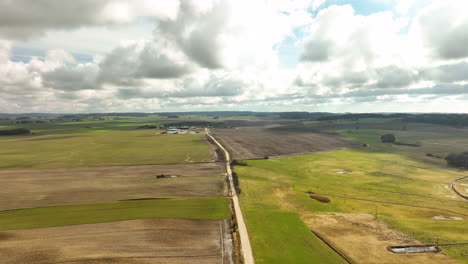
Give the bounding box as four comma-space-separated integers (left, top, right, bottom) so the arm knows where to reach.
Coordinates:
0, 197, 230, 230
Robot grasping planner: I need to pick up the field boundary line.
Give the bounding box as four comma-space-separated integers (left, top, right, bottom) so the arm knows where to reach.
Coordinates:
310, 230, 353, 264
311, 192, 468, 217
241, 145, 362, 161
0, 161, 224, 173
0, 197, 229, 213
331, 183, 467, 204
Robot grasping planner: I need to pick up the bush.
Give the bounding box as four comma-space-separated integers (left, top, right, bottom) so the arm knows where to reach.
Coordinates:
309, 194, 331, 203
0, 128, 31, 136
445, 152, 468, 169
231, 159, 248, 166
380, 133, 396, 143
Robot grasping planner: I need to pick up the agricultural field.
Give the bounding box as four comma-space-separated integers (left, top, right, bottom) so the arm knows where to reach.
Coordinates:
0, 218, 231, 264
212, 126, 359, 160
234, 120, 468, 263
0, 163, 226, 210
0, 117, 235, 264
0, 129, 215, 169
0, 198, 230, 230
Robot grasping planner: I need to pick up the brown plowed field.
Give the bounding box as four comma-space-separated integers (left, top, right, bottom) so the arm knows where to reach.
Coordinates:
211, 127, 359, 160
0, 163, 227, 210
0, 218, 232, 264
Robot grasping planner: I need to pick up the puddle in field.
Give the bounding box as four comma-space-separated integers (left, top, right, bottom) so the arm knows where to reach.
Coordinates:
389, 245, 439, 254
337, 170, 352, 174
431, 216, 463, 220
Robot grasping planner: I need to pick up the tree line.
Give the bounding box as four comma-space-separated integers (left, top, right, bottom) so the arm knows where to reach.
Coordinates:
403, 114, 468, 127
318, 113, 410, 121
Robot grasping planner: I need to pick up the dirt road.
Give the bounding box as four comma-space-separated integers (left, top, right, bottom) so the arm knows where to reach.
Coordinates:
206, 128, 255, 264
450, 176, 468, 200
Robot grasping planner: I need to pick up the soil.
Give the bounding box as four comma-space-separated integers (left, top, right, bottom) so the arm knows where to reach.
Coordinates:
211, 127, 359, 160
303, 213, 457, 264
309, 194, 331, 203
0, 163, 227, 210
0, 218, 233, 264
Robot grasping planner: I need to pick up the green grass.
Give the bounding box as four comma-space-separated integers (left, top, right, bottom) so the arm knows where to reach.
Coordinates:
236, 124, 468, 263
28, 121, 162, 134
0, 198, 230, 230
0, 129, 212, 169
0, 118, 165, 135
245, 210, 347, 264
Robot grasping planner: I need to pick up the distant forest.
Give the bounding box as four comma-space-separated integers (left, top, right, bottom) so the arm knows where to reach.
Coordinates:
2, 112, 468, 127
317, 113, 468, 127
317, 113, 411, 121
402, 114, 468, 127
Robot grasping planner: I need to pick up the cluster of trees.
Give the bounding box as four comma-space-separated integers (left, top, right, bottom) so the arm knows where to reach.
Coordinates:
403, 114, 468, 127
62, 113, 152, 118
277, 112, 327, 119
137, 125, 160, 129
445, 152, 468, 169
10, 120, 51, 124
0, 128, 31, 136
380, 133, 396, 143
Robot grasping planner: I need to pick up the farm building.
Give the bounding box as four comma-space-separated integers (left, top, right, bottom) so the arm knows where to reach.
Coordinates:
166, 129, 179, 134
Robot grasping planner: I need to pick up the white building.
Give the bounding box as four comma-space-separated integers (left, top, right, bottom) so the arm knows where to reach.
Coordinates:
166, 129, 179, 134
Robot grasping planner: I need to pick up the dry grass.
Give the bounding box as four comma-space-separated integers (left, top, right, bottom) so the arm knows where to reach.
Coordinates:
0, 218, 232, 264
304, 213, 457, 264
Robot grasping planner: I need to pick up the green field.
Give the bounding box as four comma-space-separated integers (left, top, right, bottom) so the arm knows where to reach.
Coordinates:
236, 123, 468, 263
244, 210, 347, 264
0, 198, 230, 230
0, 129, 212, 169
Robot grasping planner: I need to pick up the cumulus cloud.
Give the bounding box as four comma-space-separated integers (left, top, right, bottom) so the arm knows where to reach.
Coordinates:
420, 62, 468, 83
153, 0, 313, 69
96, 40, 194, 86
118, 71, 245, 99
0, 42, 70, 94
415, 0, 468, 60
0, 0, 180, 39
300, 5, 406, 67
2, 0, 468, 113
42, 64, 99, 91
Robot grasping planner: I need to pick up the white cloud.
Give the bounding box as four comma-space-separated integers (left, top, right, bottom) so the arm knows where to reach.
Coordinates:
0, 0, 180, 40
413, 0, 468, 60
1, 0, 468, 113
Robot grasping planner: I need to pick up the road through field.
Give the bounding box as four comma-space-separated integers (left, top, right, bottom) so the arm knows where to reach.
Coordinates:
206, 128, 255, 264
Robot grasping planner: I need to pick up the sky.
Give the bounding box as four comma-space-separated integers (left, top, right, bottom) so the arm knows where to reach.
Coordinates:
0, 0, 467, 113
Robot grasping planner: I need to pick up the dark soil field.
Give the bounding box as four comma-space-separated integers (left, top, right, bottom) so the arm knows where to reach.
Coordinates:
0, 218, 233, 264
211, 127, 359, 160
0, 163, 227, 210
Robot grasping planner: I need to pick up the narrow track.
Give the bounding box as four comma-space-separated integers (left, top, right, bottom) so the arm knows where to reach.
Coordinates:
311, 192, 468, 217
450, 176, 468, 200
206, 128, 255, 264
311, 230, 353, 264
